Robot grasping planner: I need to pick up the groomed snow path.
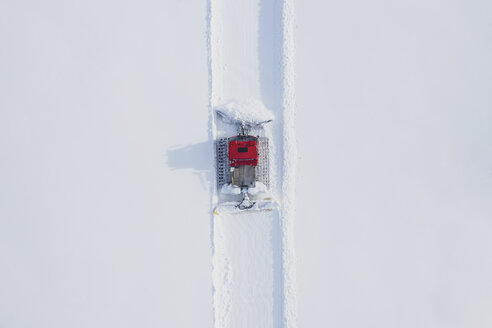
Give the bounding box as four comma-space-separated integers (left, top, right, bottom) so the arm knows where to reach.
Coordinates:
208, 0, 296, 327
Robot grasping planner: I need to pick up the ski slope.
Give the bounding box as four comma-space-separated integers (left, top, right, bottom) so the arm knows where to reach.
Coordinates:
3, 0, 492, 328
208, 0, 296, 327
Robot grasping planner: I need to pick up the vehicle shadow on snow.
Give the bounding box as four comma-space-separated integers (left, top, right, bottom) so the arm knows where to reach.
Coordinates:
166, 141, 213, 191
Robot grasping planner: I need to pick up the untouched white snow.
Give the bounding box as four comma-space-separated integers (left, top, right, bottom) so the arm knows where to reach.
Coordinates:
0, 1, 213, 327
295, 1, 492, 328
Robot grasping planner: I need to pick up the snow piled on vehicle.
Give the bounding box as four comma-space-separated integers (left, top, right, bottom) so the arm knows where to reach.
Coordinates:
215, 99, 274, 124
219, 183, 241, 195
220, 182, 268, 195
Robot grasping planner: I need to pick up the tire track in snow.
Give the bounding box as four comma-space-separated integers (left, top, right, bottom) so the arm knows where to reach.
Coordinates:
207, 0, 296, 327
278, 1, 297, 327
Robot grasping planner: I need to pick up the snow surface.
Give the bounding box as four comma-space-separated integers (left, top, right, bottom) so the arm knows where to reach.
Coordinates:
0, 1, 213, 327
213, 212, 282, 328
295, 1, 492, 328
